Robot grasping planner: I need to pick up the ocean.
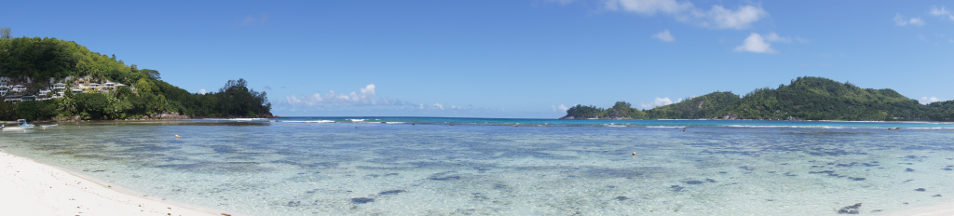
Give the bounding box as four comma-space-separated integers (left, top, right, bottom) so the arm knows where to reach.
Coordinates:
1, 117, 953, 215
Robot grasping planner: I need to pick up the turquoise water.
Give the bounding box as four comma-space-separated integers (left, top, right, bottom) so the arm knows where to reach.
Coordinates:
1, 118, 953, 215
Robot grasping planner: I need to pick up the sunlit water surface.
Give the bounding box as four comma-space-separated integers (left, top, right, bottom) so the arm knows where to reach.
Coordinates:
1, 118, 953, 215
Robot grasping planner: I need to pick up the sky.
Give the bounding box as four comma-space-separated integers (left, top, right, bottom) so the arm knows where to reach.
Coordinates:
3, 0, 953, 118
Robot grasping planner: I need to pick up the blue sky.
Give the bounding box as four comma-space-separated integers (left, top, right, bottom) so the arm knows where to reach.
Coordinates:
3, 0, 954, 118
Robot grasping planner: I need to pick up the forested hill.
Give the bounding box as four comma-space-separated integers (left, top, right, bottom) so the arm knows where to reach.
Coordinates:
0, 36, 272, 120
563, 77, 953, 121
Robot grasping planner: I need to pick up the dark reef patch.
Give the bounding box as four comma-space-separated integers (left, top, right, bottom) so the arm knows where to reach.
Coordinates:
837, 203, 862, 214
670, 185, 685, 192
285, 201, 301, 207
428, 172, 462, 181
351, 197, 375, 204
378, 190, 406, 196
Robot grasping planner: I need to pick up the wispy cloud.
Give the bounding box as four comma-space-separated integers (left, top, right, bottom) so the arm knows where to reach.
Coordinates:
241, 14, 269, 26
734, 33, 773, 53
552, 104, 570, 112
603, 0, 768, 30
930, 6, 954, 21
919, 96, 942, 104
547, 0, 576, 6
894, 13, 925, 26
653, 29, 675, 42
285, 84, 403, 107
733, 32, 795, 54
640, 97, 682, 109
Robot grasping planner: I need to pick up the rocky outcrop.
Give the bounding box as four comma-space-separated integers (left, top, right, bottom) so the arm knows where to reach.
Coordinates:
711, 113, 740, 120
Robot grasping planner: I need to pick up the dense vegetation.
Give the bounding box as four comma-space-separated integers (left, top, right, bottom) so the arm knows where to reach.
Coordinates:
563, 77, 954, 121
0, 36, 272, 120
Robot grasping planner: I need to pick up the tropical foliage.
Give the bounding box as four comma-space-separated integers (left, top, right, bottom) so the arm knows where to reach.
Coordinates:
564, 77, 954, 121
0, 36, 272, 120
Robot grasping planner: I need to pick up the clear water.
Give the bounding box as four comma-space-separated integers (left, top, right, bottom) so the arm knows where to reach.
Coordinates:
1, 118, 953, 215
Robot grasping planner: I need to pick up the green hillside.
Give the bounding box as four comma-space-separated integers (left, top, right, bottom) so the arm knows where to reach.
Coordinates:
0, 37, 272, 120
564, 77, 950, 121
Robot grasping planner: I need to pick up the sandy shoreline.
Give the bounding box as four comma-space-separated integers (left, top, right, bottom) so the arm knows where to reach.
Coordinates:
0, 150, 228, 216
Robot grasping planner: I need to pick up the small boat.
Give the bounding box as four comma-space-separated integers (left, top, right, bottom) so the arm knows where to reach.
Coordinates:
2, 119, 35, 131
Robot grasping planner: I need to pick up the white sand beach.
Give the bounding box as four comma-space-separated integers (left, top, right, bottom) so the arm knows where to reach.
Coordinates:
0, 150, 225, 216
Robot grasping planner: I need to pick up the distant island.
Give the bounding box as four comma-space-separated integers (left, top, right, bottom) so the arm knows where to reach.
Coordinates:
0, 36, 272, 121
562, 77, 954, 121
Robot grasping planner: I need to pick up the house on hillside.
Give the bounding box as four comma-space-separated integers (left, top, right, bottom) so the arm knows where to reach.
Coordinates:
53, 83, 67, 90
102, 82, 127, 92
3, 95, 22, 102
39, 88, 52, 96
11, 85, 27, 93
0, 87, 8, 96
86, 83, 101, 92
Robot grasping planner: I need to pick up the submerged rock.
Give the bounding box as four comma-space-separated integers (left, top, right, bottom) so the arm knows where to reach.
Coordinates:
351, 197, 375, 204
837, 203, 862, 214
378, 190, 406, 196
614, 196, 629, 201
905, 168, 915, 172
670, 185, 685, 192
915, 188, 926, 192
285, 201, 301, 207
686, 180, 704, 185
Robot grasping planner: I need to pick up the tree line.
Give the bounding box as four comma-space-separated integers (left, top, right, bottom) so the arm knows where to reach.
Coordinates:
564, 77, 954, 121
0, 36, 271, 120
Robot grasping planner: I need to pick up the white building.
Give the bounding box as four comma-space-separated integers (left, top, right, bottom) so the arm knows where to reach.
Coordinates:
53, 83, 67, 90
3, 96, 22, 102
87, 83, 101, 92
11, 85, 27, 93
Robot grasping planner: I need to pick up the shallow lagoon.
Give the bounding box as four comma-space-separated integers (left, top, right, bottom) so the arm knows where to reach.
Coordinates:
1, 119, 953, 215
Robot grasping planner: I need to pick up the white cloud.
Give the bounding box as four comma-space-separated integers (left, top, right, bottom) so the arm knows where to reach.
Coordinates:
604, 0, 693, 15
432, 103, 445, 110
930, 6, 954, 21
764, 32, 791, 43
285, 84, 402, 107
198, 88, 208, 94
603, 0, 767, 29
704, 5, 767, 29
653, 29, 676, 42
547, 0, 576, 5
553, 104, 571, 112
895, 13, 925, 26
919, 96, 941, 104
640, 97, 682, 109
734, 32, 776, 54
241, 14, 269, 26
